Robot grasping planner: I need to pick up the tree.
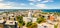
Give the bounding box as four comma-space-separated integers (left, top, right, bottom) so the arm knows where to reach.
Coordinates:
17, 16, 25, 26
26, 22, 37, 28
26, 22, 32, 27
54, 24, 58, 28
36, 16, 46, 24
31, 23, 37, 28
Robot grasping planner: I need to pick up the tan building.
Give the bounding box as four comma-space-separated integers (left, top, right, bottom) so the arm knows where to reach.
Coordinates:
0, 23, 4, 28
57, 16, 60, 28
0, 16, 5, 28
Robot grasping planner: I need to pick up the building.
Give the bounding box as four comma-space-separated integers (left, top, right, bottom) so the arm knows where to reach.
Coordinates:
37, 23, 54, 28
48, 14, 55, 21
4, 14, 18, 28
57, 16, 60, 28
23, 10, 37, 28
0, 14, 18, 28
23, 10, 37, 23
0, 16, 5, 28
4, 20, 17, 28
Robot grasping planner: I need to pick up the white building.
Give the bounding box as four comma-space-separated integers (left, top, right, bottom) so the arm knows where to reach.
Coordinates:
5, 20, 17, 25
8, 14, 14, 17
32, 17, 37, 23
37, 23, 54, 28
5, 20, 18, 28
23, 10, 37, 23
5, 20, 15, 25
44, 14, 48, 19
23, 17, 37, 23
0, 15, 4, 23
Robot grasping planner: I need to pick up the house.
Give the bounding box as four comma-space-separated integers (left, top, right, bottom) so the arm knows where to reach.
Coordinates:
0, 16, 5, 28
48, 14, 55, 21
4, 20, 18, 28
23, 17, 37, 23
37, 23, 54, 28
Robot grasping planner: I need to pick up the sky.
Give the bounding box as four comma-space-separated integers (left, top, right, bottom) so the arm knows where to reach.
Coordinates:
0, 0, 60, 9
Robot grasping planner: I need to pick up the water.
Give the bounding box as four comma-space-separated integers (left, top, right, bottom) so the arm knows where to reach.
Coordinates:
0, 11, 4, 13
42, 9, 60, 13
0, 9, 60, 13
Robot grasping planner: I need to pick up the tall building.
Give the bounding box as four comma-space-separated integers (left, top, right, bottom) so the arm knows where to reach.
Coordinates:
23, 10, 32, 23
28, 10, 32, 17
23, 10, 37, 23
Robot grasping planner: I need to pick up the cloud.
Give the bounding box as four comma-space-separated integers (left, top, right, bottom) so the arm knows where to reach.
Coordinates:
41, 1, 48, 3
29, 3, 34, 5
0, 0, 4, 1
29, 0, 41, 2
49, 0, 54, 2
0, 2, 47, 9
41, 0, 53, 3
37, 0, 41, 1
0, 3, 13, 9
0, 0, 54, 9
28, 0, 54, 9
29, 0, 53, 3
35, 4, 47, 8
0, 2, 28, 9
29, 0, 35, 2
19, 3, 26, 7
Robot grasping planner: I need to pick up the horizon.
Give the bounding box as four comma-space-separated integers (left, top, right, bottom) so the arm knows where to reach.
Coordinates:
0, 9, 60, 10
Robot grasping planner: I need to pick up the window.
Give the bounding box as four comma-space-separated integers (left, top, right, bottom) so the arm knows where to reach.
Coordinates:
44, 26, 47, 28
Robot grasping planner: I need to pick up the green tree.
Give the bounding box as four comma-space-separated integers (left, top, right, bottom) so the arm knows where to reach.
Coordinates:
26, 22, 37, 28
36, 16, 46, 24
31, 23, 37, 28
17, 16, 25, 26
26, 22, 32, 27
54, 24, 58, 28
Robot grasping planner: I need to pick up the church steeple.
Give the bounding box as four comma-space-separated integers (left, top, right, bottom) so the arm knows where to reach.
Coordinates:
28, 10, 32, 17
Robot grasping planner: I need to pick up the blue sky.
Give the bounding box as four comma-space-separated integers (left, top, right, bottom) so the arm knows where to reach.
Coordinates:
0, 0, 60, 9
